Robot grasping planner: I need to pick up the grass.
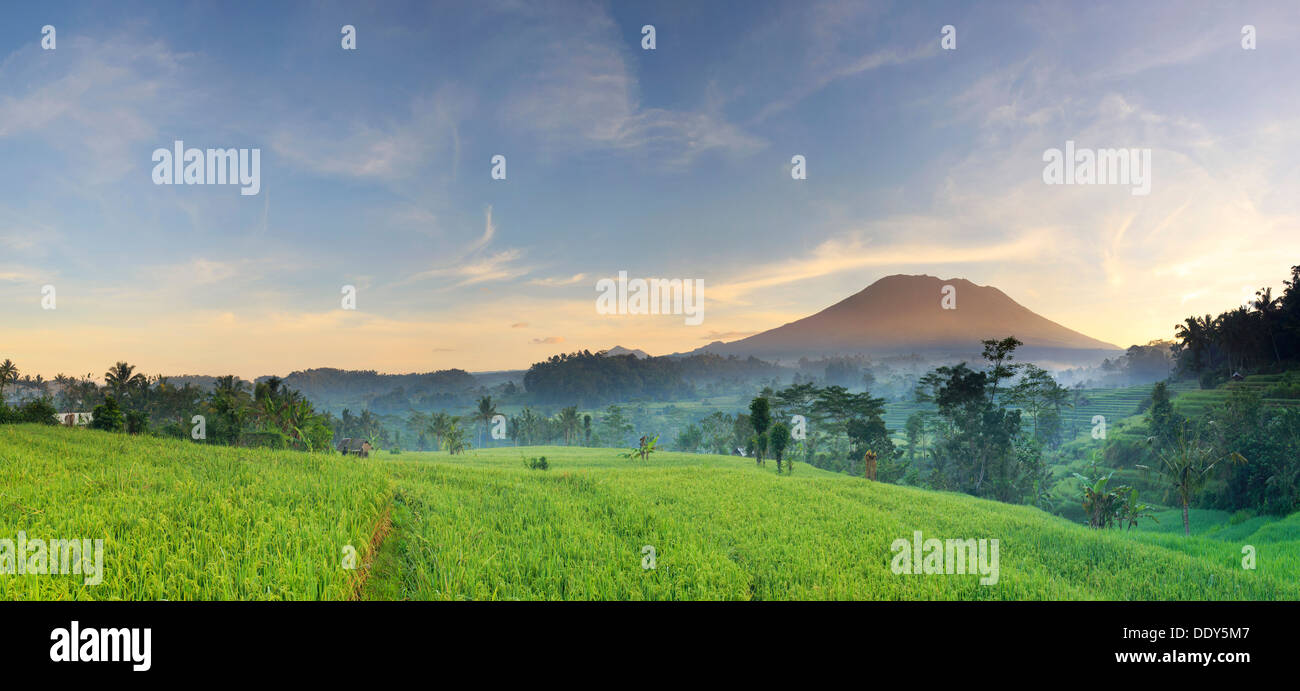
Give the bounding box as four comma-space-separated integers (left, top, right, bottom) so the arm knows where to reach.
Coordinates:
4, 424, 1297, 600
0, 424, 390, 600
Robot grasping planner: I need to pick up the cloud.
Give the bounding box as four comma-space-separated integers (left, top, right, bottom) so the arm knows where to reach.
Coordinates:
270, 87, 472, 181
700, 330, 757, 341
753, 39, 939, 123
708, 229, 1051, 304
529, 273, 587, 287
0, 35, 188, 184
530, 336, 564, 345
500, 4, 763, 165
404, 206, 530, 287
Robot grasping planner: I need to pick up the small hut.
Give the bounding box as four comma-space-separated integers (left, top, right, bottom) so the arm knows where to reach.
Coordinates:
337, 438, 373, 458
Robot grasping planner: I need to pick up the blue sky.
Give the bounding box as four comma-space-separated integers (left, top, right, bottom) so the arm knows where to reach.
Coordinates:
3, 0, 1299, 378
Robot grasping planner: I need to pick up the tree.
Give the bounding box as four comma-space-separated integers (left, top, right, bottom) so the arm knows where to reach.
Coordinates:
442, 420, 470, 454
1174, 316, 1210, 373
597, 405, 633, 447
0, 359, 18, 403
748, 396, 772, 465
427, 412, 453, 450
674, 424, 703, 453
1139, 424, 1246, 536
556, 406, 581, 445
1009, 365, 1070, 447
1145, 382, 1182, 446
1253, 287, 1282, 364
981, 337, 1024, 405
768, 421, 791, 473
475, 395, 498, 448
104, 361, 148, 404
90, 396, 125, 432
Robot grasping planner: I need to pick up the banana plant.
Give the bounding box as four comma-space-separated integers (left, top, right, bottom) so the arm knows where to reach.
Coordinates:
621, 435, 658, 462
1072, 471, 1126, 529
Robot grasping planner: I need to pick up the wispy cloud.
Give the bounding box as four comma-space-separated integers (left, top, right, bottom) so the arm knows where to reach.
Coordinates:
530, 273, 587, 287
403, 206, 529, 287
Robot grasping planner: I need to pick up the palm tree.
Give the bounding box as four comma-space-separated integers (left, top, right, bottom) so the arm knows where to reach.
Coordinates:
1253, 287, 1282, 364
442, 420, 469, 455
474, 395, 498, 448
556, 406, 581, 445
104, 362, 148, 402
53, 373, 73, 410
1139, 425, 1246, 536
426, 412, 453, 450
1175, 317, 1208, 371
0, 359, 18, 403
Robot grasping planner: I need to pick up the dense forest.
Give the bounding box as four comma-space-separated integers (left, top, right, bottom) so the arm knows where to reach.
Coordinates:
1172, 265, 1300, 382
522, 350, 779, 405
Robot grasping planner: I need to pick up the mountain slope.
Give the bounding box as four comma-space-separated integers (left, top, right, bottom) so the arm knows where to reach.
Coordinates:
696, 274, 1119, 360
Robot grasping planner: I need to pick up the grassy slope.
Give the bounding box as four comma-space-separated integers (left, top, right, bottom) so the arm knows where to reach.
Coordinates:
371, 447, 1297, 600
0, 424, 390, 600
3, 425, 1296, 600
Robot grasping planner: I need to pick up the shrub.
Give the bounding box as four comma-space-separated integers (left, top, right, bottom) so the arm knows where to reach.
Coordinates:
239, 430, 289, 449
124, 409, 150, 435
90, 397, 125, 432
17, 399, 58, 424
523, 456, 549, 471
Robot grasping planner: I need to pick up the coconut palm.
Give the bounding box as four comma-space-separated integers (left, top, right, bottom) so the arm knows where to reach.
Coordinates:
426, 412, 453, 450
442, 420, 469, 455
0, 359, 18, 403
475, 395, 498, 448
104, 361, 148, 402
1175, 317, 1209, 371
1140, 424, 1246, 536
1253, 287, 1282, 363
556, 406, 581, 445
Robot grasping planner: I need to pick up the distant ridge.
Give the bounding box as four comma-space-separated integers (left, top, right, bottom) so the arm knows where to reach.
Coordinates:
688, 274, 1120, 361
604, 345, 651, 359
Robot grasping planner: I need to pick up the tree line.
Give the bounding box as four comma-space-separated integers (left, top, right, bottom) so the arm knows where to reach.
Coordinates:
1173, 265, 1300, 385
0, 359, 337, 452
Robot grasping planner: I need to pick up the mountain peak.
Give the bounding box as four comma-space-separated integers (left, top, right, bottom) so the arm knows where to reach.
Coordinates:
604, 345, 650, 359
693, 274, 1118, 360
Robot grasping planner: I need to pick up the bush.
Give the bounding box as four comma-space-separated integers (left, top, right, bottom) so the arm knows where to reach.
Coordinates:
239, 430, 289, 449
19, 399, 59, 425
90, 397, 125, 432
523, 456, 549, 471
124, 410, 150, 435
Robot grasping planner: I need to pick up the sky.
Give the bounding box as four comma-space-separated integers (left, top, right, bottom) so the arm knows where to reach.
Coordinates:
2, 0, 1299, 380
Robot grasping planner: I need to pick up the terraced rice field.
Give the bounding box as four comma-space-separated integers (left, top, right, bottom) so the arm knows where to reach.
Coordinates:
5, 424, 1296, 601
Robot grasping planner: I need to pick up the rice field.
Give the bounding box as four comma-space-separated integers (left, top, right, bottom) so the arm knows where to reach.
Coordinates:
0, 424, 390, 600
3, 424, 1296, 600
1171, 374, 1300, 418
